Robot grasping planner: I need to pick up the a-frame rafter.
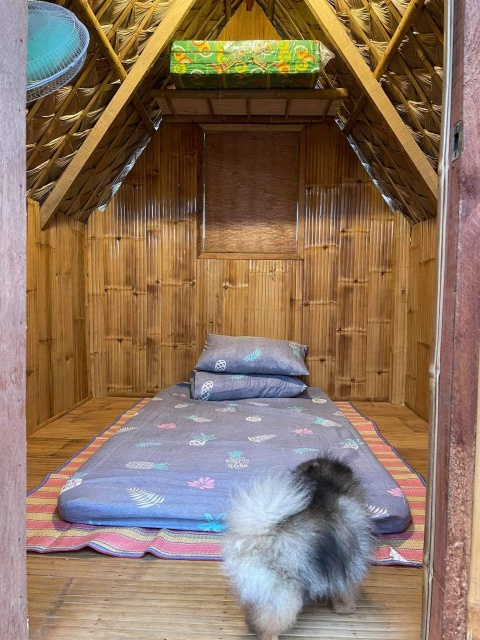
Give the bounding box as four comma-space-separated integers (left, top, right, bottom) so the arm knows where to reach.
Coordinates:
31, 0, 441, 227
341, 0, 426, 136
72, 0, 156, 136
302, 0, 437, 205
39, 0, 199, 229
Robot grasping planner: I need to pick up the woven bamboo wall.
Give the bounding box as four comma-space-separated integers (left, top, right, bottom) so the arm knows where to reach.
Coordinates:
303, 124, 399, 398
27, 200, 89, 434
406, 217, 437, 420
87, 124, 200, 396
88, 122, 407, 400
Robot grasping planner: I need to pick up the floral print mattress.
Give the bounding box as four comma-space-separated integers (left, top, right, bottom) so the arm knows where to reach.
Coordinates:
57, 382, 411, 534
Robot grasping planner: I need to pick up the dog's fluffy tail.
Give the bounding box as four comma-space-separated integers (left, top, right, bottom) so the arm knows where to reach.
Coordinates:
226, 472, 311, 538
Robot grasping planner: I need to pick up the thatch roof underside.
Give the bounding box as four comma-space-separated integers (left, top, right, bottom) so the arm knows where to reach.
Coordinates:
27, 0, 443, 227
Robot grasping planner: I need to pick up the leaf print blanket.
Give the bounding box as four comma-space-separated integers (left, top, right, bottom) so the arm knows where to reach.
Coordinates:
57, 383, 411, 534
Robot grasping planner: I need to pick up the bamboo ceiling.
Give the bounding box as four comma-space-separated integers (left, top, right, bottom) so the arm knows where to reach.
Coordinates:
27, 0, 443, 226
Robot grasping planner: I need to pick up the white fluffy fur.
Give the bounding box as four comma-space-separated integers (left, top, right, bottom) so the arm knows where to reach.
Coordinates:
223, 473, 314, 610
226, 472, 310, 536
222, 463, 373, 640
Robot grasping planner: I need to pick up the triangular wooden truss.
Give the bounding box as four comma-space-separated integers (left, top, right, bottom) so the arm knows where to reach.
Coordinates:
38, 0, 440, 228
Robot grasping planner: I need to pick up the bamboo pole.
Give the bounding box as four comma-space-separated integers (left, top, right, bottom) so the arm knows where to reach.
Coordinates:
342, 0, 427, 136
72, 0, 156, 136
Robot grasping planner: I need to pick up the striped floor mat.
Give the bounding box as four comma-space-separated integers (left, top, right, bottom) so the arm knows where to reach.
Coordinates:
27, 400, 426, 566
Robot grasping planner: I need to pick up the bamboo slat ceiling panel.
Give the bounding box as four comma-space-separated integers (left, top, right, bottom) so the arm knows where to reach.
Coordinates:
27, 0, 442, 225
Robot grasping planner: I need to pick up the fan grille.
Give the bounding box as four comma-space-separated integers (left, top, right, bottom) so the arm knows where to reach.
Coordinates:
27, 1, 89, 102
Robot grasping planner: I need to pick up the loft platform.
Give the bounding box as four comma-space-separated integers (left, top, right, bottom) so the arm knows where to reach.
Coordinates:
153, 88, 348, 122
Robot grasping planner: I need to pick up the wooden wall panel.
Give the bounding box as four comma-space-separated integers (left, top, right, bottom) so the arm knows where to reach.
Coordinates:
27, 200, 89, 434
405, 217, 437, 420
88, 122, 407, 401
219, 1, 280, 40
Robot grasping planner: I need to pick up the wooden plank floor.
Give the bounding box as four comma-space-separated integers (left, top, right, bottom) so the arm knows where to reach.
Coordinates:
27, 398, 429, 640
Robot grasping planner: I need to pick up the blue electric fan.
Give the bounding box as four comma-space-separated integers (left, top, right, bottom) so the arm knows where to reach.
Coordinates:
27, 1, 90, 102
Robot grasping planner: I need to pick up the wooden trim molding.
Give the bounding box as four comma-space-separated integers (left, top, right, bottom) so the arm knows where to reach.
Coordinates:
152, 88, 348, 100
199, 252, 304, 260
200, 123, 305, 132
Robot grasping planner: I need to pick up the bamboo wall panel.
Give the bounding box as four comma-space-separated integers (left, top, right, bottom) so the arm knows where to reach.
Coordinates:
303, 124, 399, 399
88, 122, 407, 401
27, 200, 89, 434
197, 259, 304, 354
88, 124, 200, 395
406, 217, 437, 420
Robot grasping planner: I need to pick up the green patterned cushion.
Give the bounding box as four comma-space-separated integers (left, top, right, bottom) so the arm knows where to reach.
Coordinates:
170, 40, 334, 89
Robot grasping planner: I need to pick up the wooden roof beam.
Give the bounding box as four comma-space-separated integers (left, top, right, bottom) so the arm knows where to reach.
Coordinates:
65, 107, 145, 218
267, 0, 276, 21
160, 114, 337, 123
152, 88, 348, 100
342, 0, 426, 136
303, 0, 437, 204
40, 0, 198, 229
72, 0, 156, 136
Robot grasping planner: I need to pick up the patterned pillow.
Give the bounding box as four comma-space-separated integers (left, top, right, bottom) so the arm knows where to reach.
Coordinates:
190, 370, 307, 401
194, 334, 309, 376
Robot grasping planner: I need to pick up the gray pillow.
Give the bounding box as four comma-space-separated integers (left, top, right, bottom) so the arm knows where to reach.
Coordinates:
190, 370, 307, 401
194, 334, 309, 376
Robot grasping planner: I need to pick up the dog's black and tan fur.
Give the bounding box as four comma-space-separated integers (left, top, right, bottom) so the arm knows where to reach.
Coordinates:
222, 457, 374, 640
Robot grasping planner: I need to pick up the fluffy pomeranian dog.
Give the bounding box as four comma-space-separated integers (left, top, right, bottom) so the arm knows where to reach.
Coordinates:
222, 457, 374, 640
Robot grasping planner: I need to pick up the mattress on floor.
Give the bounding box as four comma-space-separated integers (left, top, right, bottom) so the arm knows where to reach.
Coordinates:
57, 383, 411, 534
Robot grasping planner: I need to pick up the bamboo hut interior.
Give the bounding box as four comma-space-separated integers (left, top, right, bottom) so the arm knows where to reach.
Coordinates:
25, 0, 444, 637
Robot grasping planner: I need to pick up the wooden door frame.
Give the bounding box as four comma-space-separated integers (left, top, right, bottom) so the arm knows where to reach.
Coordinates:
0, 1, 28, 638
422, 0, 480, 637
4, 1, 478, 639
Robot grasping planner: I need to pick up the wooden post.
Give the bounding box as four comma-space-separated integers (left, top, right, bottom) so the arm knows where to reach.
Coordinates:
0, 1, 28, 637
424, 0, 480, 637
389, 211, 410, 405
468, 352, 480, 638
